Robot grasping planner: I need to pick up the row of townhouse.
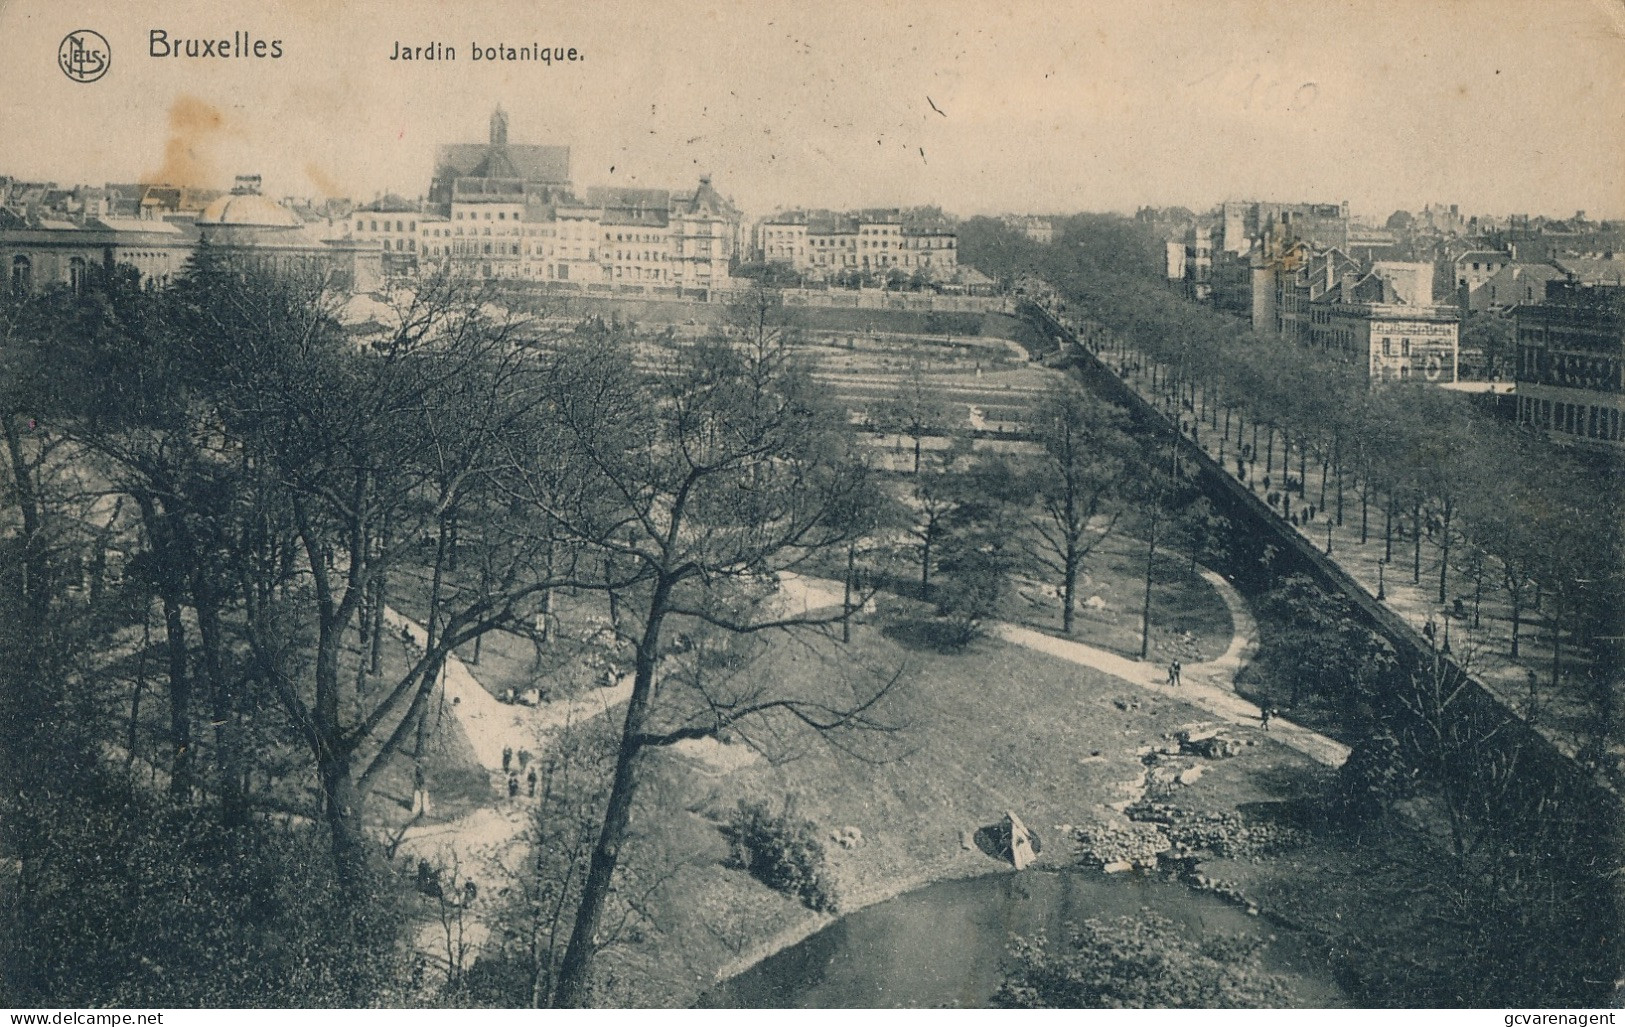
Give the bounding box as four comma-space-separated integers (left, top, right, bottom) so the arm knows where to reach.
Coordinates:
755, 208, 958, 279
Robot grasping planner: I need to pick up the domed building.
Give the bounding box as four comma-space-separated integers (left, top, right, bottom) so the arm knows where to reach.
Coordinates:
197, 191, 305, 232
195, 175, 381, 293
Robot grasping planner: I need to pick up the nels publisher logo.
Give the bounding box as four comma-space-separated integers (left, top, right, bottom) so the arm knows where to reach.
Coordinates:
58, 29, 111, 83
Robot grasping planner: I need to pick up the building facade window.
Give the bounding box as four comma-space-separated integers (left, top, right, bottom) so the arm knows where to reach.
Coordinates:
10, 255, 31, 293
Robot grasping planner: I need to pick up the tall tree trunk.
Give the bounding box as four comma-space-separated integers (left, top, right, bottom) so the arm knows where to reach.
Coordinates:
161, 589, 193, 800
1334, 435, 1344, 525
554, 585, 669, 1007
842, 545, 855, 644
369, 570, 387, 675
1139, 520, 1159, 660
314, 621, 368, 898
320, 752, 367, 897
1437, 502, 1454, 605
1062, 541, 1077, 635
1384, 495, 1394, 561
1411, 499, 1422, 584
1510, 588, 1522, 657
194, 577, 246, 827
127, 611, 151, 771
1, 413, 49, 618
920, 530, 932, 597
1550, 610, 1563, 691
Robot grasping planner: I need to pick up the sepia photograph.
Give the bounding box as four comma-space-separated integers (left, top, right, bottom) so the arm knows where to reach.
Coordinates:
0, 0, 1622, 1013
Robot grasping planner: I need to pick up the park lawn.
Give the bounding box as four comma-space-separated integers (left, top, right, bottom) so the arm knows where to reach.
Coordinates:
586, 597, 1291, 1007
999, 530, 1235, 665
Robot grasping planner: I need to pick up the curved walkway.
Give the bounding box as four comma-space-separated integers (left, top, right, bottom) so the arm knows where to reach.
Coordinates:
381, 608, 632, 978
996, 567, 1348, 768
781, 569, 1349, 768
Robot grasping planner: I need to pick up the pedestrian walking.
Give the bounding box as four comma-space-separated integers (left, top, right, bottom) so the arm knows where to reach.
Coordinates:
517, 748, 531, 770
1172, 659, 1182, 686
411, 763, 431, 817
506, 772, 519, 799
501, 746, 513, 772
527, 768, 537, 798
463, 879, 478, 906
1260, 707, 1272, 731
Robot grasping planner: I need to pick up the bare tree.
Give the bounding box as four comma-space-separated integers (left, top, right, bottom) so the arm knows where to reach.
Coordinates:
881, 354, 948, 475
1025, 383, 1129, 633
526, 309, 900, 1006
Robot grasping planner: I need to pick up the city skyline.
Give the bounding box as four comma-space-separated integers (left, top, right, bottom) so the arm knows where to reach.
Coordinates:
1, 0, 1622, 221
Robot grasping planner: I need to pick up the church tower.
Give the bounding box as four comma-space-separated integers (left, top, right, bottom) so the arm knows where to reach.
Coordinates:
489, 106, 509, 147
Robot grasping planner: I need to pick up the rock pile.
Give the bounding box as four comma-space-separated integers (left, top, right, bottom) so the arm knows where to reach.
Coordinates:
830, 825, 864, 850
1072, 819, 1170, 870
1126, 802, 1305, 859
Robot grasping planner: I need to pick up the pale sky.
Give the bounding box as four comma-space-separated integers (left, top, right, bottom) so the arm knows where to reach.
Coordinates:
1, 0, 1622, 222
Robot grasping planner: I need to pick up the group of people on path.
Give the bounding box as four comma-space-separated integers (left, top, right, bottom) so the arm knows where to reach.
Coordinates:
414, 860, 480, 907
501, 746, 537, 801
1163, 657, 1281, 732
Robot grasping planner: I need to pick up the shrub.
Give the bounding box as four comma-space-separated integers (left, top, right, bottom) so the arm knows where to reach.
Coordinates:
995, 911, 1293, 1008
724, 798, 837, 913
0, 782, 411, 1007
1334, 728, 1414, 824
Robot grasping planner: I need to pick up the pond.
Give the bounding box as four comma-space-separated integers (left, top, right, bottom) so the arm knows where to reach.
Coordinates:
699, 869, 1344, 1009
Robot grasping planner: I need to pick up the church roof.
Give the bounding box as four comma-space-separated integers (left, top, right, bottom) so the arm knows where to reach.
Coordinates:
434, 143, 570, 185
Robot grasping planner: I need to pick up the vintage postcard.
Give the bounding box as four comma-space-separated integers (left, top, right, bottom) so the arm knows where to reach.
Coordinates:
0, 0, 1621, 1014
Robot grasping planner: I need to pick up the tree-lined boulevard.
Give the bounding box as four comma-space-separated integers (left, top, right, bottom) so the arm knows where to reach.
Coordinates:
1, 228, 1619, 1008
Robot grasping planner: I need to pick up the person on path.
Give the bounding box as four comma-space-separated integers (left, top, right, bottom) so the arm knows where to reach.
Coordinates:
517, 748, 531, 770
506, 772, 519, 799
411, 763, 430, 817
526, 768, 537, 798
501, 746, 513, 772
1260, 707, 1272, 731
1172, 659, 1182, 686
463, 879, 478, 906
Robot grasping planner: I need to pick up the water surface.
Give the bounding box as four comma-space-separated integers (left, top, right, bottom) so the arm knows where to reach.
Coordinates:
700, 869, 1343, 1009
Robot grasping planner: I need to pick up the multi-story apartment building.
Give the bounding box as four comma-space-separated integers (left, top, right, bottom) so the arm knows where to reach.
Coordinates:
1453, 249, 1512, 298
351, 196, 423, 274
1467, 261, 1564, 313
754, 208, 958, 280
414, 109, 740, 295
1514, 280, 1625, 448
1250, 241, 1460, 385
1310, 276, 1460, 385
1002, 214, 1054, 243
